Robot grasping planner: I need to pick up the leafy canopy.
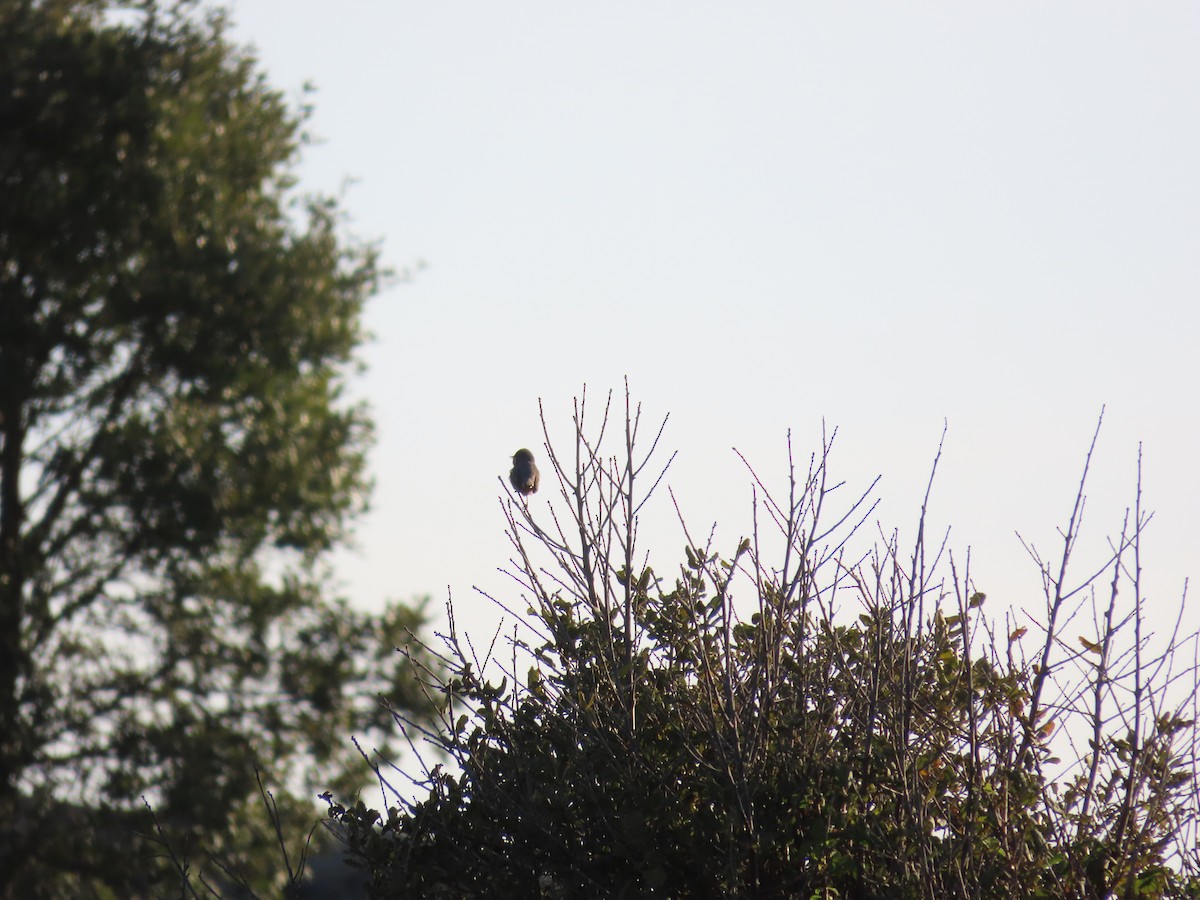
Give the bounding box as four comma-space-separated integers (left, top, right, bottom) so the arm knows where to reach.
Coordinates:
0, 1, 430, 893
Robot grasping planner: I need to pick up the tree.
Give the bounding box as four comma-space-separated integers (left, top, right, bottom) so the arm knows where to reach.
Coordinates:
0, 1, 431, 893
330, 389, 1200, 898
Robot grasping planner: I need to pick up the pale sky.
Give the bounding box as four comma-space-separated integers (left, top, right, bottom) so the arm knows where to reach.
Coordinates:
225, 3, 1198, 657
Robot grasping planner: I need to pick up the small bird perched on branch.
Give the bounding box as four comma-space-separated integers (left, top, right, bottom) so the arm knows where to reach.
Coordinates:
509, 448, 540, 496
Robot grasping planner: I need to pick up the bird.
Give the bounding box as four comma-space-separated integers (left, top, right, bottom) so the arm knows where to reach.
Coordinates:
509, 448, 540, 496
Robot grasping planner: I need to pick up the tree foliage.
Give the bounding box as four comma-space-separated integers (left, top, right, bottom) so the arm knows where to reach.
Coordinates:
330, 391, 1200, 899
0, 1, 432, 894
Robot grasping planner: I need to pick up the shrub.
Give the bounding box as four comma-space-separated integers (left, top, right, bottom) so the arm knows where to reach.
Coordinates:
329, 389, 1199, 899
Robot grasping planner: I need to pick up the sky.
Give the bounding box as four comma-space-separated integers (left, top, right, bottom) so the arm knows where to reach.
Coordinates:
223, 2, 1198, 663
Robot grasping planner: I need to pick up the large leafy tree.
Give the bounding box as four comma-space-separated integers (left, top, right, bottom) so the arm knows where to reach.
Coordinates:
0, 1, 428, 893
